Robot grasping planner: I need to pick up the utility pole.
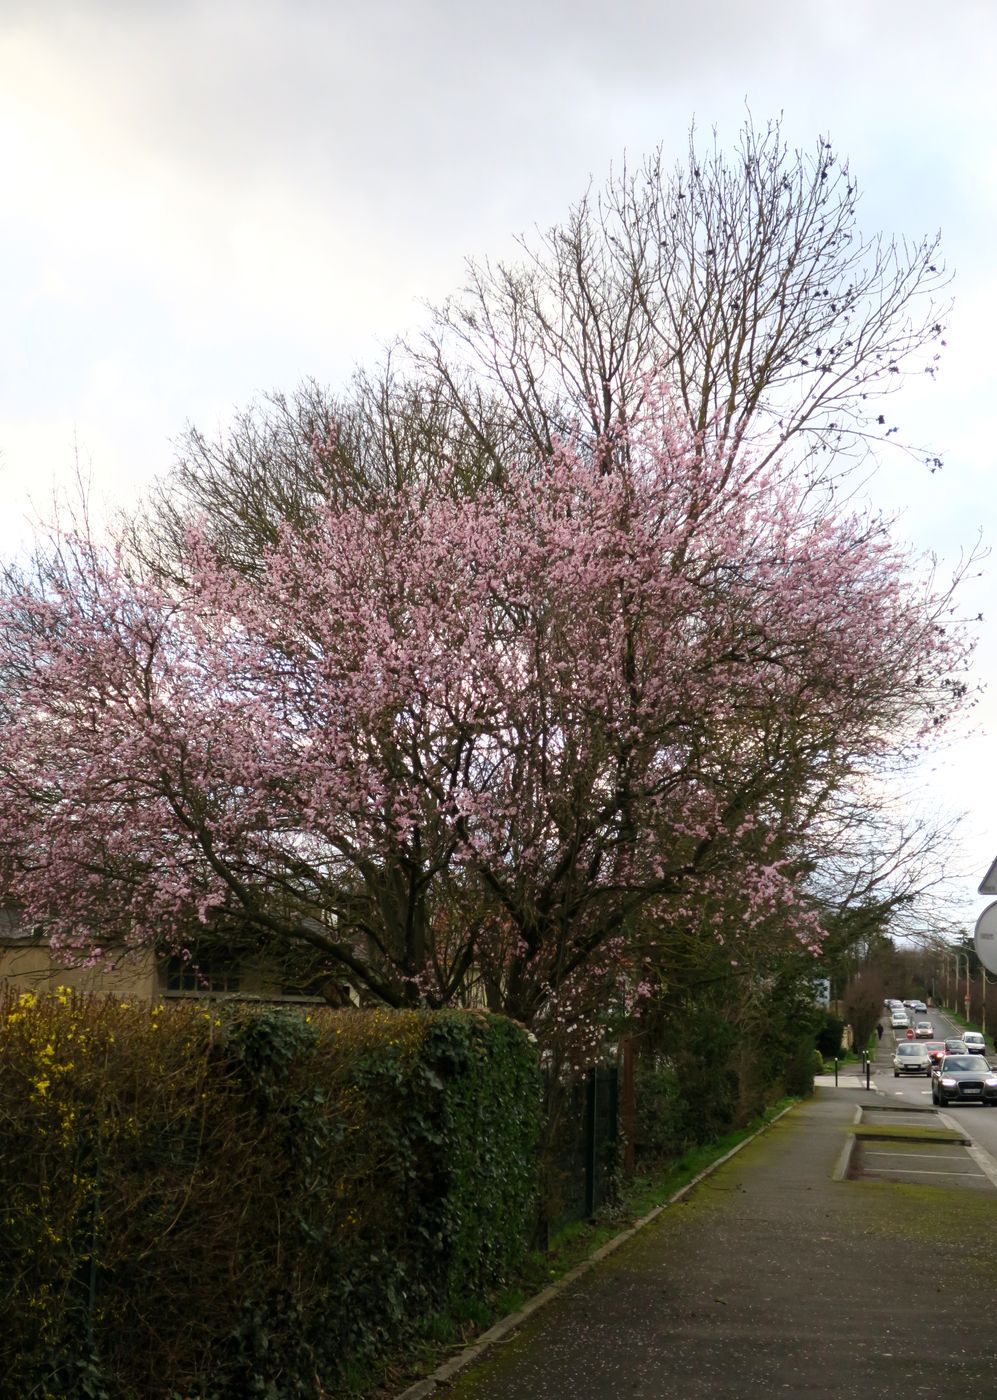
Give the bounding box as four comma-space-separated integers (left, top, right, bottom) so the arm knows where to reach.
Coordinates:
956, 949, 971, 1022
982, 968, 989, 1039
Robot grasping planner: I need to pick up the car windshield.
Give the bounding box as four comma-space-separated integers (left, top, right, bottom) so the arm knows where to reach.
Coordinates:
941, 1057, 989, 1072
945, 1042, 967, 1051
897, 1046, 923, 1056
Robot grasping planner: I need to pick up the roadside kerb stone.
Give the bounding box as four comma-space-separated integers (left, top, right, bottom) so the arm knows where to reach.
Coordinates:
851, 1122, 970, 1145
831, 1104, 863, 1181
393, 1104, 796, 1400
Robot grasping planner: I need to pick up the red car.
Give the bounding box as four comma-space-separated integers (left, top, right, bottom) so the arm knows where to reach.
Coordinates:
923, 1041, 946, 1066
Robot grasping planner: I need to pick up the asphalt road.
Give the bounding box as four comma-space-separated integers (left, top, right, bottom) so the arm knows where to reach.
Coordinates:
884, 1004, 997, 1161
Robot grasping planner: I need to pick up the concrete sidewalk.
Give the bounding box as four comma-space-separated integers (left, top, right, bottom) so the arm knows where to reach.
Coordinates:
429, 1078, 997, 1398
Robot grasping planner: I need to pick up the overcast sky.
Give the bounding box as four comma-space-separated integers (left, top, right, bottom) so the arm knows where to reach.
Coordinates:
2, 0, 996, 929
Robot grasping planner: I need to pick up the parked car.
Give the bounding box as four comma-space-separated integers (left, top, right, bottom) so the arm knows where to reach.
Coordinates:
962, 1031, 987, 1057
893, 1043, 932, 1077
914, 1021, 934, 1039
931, 1055, 997, 1106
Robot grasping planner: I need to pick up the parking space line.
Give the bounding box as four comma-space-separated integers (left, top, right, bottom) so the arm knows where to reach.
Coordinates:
861, 1167, 986, 1178
865, 1152, 971, 1160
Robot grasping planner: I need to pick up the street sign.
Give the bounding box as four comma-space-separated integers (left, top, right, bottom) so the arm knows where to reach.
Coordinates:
974, 902, 997, 975
906, 1027, 914, 1040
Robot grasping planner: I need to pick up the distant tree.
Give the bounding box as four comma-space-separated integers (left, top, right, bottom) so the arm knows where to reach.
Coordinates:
843, 968, 888, 1053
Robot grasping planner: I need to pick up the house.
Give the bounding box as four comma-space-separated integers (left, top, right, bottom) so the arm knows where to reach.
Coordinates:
0, 905, 353, 1006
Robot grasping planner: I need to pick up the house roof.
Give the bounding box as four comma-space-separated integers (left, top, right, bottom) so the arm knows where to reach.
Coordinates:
980, 859, 997, 896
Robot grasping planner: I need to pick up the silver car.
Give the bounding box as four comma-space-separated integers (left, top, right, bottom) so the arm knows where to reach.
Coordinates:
893, 1042, 931, 1077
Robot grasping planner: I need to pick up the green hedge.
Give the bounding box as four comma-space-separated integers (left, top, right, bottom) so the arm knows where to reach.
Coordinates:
0, 990, 540, 1399
633, 997, 816, 1166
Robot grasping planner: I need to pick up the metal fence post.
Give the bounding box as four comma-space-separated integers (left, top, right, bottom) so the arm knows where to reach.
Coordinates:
607, 1065, 620, 1208
583, 1066, 597, 1219
621, 1037, 636, 1179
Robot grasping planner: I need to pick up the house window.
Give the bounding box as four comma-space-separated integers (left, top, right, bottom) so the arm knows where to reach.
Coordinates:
162, 956, 241, 996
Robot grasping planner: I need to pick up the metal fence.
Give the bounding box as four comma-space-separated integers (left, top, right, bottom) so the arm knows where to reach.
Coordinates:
542, 1064, 620, 1234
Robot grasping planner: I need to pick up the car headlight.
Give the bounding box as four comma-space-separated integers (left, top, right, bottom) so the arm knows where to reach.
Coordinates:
985, 1077, 997, 1088
941, 1077, 958, 1087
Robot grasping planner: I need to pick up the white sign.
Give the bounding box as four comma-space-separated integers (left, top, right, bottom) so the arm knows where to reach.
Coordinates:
974, 901, 997, 975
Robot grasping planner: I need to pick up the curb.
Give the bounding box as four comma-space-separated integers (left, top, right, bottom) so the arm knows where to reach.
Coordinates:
394, 1102, 797, 1400
851, 1125, 970, 1145
833, 1104, 997, 1182
937, 1109, 997, 1190
832, 1105, 863, 1181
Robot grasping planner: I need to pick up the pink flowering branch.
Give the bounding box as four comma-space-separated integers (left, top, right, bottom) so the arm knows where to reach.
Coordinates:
0, 391, 973, 1027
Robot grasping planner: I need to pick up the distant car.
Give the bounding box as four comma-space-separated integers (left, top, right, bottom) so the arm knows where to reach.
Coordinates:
923, 1041, 946, 1066
891, 1012, 910, 1029
910, 1000, 928, 1014
894, 1043, 932, 1077
914, 1021, 934, 1039
963, 1031, 987, 1056
931, 1055, 997, 1106
944, 1039, 969, 1055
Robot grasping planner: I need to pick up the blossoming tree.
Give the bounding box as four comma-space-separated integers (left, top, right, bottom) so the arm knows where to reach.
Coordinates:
0, 392, 969, 1030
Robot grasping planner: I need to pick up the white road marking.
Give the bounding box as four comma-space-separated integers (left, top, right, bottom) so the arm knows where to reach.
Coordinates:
865, 1152, 971, 1160
861, 1168, 986, 1178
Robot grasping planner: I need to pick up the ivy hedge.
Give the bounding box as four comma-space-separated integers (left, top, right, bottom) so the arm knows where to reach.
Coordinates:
0, 990, 540, 1400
